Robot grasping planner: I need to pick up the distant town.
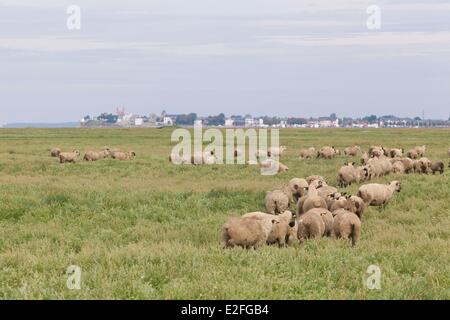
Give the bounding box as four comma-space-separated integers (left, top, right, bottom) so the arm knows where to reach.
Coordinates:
77, 108, 450, 129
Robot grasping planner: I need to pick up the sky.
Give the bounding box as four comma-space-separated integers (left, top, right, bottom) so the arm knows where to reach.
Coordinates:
0, 0, 449, 124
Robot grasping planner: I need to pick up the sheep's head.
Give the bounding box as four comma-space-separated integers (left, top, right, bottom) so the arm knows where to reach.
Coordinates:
391, 181, 401, 192
74, 150, 80, 156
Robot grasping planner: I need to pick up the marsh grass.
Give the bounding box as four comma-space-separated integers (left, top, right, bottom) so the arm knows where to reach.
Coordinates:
0, 128, 449, 299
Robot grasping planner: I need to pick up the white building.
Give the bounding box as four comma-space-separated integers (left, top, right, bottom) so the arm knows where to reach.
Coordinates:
225, 119, 234, 127
245, 118, 254, 127
194, 119, 203, 127
134, 118, 144, 126
163, 116, 174, 125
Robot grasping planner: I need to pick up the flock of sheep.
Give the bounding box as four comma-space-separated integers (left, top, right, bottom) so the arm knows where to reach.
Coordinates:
222, 144, 449, 249
50, 147, 136, 163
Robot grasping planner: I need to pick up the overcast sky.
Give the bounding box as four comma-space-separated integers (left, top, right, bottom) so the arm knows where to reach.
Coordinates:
0, 0, 449, 124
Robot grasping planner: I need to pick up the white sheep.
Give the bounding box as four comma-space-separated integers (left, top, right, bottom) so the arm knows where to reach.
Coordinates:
357, 181, 402, 206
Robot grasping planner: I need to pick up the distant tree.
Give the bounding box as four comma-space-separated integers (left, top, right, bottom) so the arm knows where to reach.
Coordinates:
205, 113, 225, 126
363, 114, 378, 124
97, 113, 118, 123
287, 117, 307, 125
414, 117, 421, 121
329, 113, 337, 121
175, 113, 197, 125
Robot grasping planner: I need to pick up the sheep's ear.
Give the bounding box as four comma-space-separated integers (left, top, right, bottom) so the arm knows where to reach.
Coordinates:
355, 202, 360, 209
352, 162, 355, 166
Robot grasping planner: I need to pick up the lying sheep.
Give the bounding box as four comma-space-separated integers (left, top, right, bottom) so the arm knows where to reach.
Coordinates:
242, 211, 295, 247
59, 150, 80, 163
112, 151, 136, 161
332, 209, 361, 246
84, 150, 110, 161
169, 153, 190, 164
50, 148, 61, 157
297, 209, 325, 243
298, 147, 316, 159
430, 160, 444, 174
265, 189, 290, 214
344, 145, 361, 157
222, 216, 275, 249
246, 160, 258, 165
357, 181, 401, 206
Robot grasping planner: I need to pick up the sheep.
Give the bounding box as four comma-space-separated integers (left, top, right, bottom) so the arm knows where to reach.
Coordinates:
59, 150, 80, 163
112, 151, 136, 161
317, 146, 339, 159
336, 162, 368, 187
243, 211, 295, 247
288, 178, 309, 202
332, 209, 361, 246
344, 145, 361, 157
399, 157, 414, 174
360, 152, 370, 165
414, 145, 426, 157
222, 216, 275, 249
392, 161, 405, 174
305, 175, 326, 185
406, 149, 419, 159
255, 149, 269, 160
268, 146, 287, 157
260, 159, 288, 173
390, 148, 404, 158
307, 208, 334, 237
83, 150, 110, 162
298, 147, 316, 159
430, 160, 444, 174
265, 189, 290, 214
369, 146, 384, 158
50, 148, 61, 157
416, 157, 432, 174
357, 181, 401, 206
297, 182, 328, 215
329, 195, 350, 212
169, 153, 190, 164
297, 209, 325, 243
345, 196, 366, 219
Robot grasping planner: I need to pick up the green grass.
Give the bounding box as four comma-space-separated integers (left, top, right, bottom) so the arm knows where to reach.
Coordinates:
0, 127, 449, 299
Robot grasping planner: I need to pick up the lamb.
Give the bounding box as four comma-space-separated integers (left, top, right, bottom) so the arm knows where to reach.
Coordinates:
242, 211, 295, 247
265, 189, 290, 214
298, 147, 316, 159
222, 216, 275, 249
332, 209, 361, 246
357, 181, 401, 206
50, 148, 61, 157
336, 162, 369, 187
112, 151, 136, 161
430, 160, 444, 174
344, 145, 361, 157
84, 150, 110, 161
59, 150, 80, 163
414, 145, 426, 157
297, 209, 325, 243
288, 178, 309, 202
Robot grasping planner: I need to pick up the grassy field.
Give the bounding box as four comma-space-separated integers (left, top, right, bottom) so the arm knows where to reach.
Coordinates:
0, 127, 449, 299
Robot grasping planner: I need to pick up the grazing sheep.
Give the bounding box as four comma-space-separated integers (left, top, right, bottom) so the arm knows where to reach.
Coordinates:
303, 208, 334, 237
337, 162, 368, 187
329, 195, 349, 213
399, 157, 414, 174
59, 150, 80, 163
414, 145, 426, 157
222, 216, 275, 249
357, 181, 401, 206
297, 209, 325, 243
112, 151, 136, 161
298, 147, 316, 159
288, 178, 309, 202
332, 209, 361, 246
83, 150, 110, 162
344, 145, 361, 157
50, 148, 61, 157
360, 152, 370, 165
345, 196, 366, 219
317, 146, 339, 159
265, 189, 290, 214
430, 160, 444, 174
